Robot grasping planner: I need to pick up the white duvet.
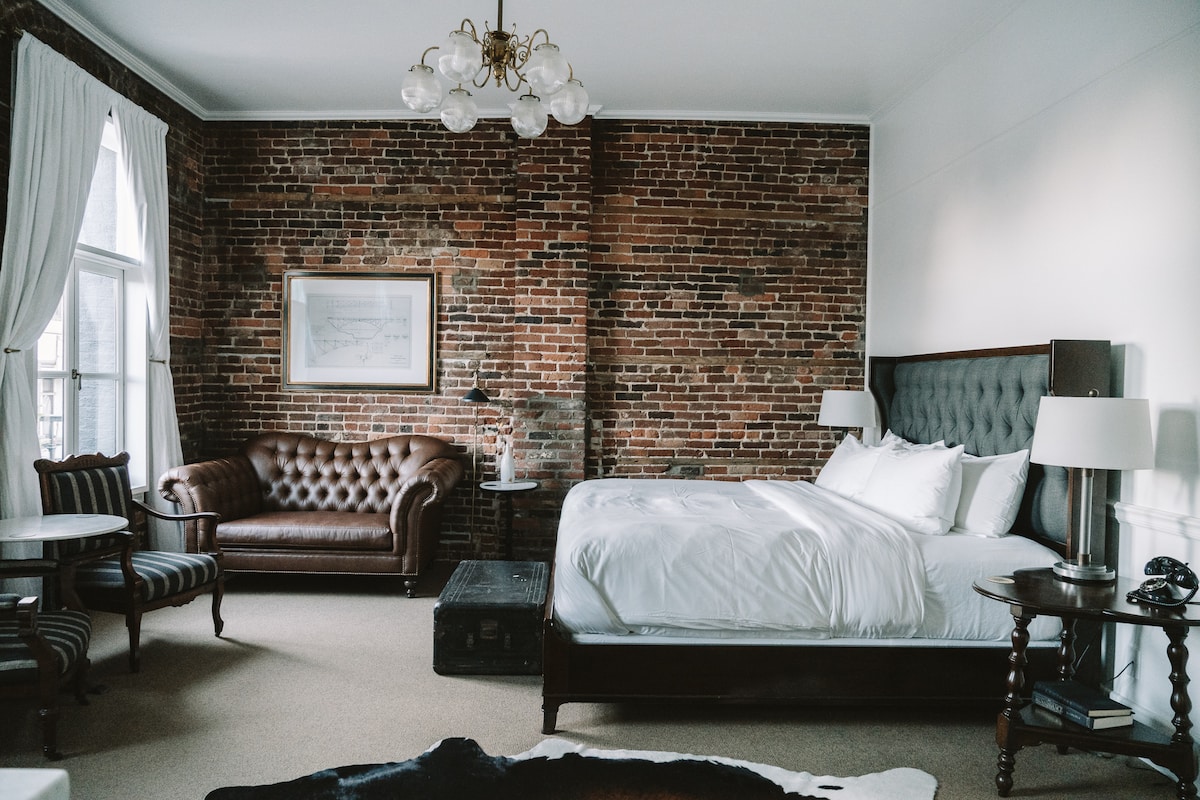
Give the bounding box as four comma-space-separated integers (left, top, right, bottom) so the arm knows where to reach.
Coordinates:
553, 478, 1060, 641
554, 479, 927, 637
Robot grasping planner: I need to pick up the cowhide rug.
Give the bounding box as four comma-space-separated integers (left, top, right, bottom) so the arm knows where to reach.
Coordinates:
205, 737, 937, 800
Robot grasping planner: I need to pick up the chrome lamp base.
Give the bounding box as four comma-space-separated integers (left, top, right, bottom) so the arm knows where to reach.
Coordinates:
1053, 559, 1116, 583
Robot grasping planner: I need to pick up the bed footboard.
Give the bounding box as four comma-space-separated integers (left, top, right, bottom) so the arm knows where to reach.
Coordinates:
541, 606, 1060, 733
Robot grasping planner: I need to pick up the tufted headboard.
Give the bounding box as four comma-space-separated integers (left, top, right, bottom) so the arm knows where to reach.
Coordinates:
868, 340, 1111, 556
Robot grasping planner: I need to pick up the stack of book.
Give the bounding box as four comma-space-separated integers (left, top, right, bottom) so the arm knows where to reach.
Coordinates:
1032, 680, 1133, 730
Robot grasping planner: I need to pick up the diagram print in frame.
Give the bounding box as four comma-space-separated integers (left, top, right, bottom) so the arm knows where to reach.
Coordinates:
284, 271, 436, 392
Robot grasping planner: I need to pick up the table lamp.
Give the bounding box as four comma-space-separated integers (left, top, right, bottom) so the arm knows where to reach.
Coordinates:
818, 390, 879, 438
1030, 395, 1154, 583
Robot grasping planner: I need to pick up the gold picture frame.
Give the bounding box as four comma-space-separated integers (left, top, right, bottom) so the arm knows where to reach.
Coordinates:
283, 271, 436, 392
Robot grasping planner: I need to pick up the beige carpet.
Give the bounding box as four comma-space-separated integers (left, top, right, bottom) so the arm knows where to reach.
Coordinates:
0, 565, 1177, 798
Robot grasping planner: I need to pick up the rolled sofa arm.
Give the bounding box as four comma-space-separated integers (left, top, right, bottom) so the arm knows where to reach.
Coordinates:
159, 456, 263, 553
389, 456, 465, 571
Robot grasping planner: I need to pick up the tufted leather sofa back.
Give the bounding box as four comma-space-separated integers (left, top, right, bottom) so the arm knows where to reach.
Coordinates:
244, 432, 459, 514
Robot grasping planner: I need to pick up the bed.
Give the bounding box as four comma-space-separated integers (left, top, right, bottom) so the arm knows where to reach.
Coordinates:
541, 340, 1113, 734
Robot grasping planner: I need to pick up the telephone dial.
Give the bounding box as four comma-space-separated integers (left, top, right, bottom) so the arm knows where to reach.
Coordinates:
1126, 556, 1199, 609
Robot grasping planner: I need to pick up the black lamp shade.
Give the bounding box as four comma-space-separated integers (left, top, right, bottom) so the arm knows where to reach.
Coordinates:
463, 387, 490, 403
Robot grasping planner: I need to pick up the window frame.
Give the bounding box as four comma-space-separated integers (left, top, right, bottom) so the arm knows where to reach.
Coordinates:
36, 119, 149, 491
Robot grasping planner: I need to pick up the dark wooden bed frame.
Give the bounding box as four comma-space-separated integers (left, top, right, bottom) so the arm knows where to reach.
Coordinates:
541, 340, 1113, 734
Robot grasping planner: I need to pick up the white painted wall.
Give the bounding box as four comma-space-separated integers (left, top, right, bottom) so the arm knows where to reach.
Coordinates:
868, 0, 1200, 731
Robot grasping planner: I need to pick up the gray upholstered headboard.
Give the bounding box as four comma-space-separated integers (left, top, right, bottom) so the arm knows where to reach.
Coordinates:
868, 341, 1111, 556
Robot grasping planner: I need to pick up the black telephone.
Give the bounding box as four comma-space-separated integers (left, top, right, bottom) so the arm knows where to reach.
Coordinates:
1126, 556, 1199, 609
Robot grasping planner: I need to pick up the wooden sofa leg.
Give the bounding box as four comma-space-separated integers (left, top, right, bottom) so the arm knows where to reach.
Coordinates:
404, 578, 418, 598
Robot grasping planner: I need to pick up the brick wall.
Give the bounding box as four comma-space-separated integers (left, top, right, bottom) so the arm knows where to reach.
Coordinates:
2, 7, 869, 563
589, 122, 869, 482
202, 118, 868, 560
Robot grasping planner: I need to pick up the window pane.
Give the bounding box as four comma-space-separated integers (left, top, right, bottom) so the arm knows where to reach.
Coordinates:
78, 140, 118, 252
78, 378, 119, 455
38, 377, 65, 460
78, 270, 120, 373
37, 297, 66, 372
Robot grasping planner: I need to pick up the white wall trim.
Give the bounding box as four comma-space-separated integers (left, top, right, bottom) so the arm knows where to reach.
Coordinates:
1114, 502, 1200, 542
35, 0, 208, 119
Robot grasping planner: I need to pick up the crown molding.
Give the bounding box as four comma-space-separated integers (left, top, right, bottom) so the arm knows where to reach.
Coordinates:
34, 0, 870, 127
35, 0, 208, 118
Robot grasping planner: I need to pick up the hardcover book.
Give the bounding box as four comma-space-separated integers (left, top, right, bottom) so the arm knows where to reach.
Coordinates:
1032, 680, 1132, 717
1032, 692, 1134, 729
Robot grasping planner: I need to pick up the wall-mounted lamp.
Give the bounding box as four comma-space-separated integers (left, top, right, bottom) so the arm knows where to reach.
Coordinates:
1031, 395, 1154, 583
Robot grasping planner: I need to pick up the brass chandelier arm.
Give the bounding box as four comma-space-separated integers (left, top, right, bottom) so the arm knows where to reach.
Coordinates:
456, 18, 479, 40
417, 45, 439, 67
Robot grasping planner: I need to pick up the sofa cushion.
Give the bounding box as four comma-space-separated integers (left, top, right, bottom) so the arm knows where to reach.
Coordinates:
218, 511, 393, 550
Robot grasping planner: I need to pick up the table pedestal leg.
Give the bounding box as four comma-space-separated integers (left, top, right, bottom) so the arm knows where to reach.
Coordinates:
495, 494, 515, 560
1165, 626, 1197, 800
996, 612, 1032, 797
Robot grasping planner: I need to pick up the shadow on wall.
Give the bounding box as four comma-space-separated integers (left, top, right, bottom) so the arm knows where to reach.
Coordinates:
1156, 406, 1200, 517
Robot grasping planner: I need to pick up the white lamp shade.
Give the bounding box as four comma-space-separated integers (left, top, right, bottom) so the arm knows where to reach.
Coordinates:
818, 390, 879, 428
510, 94, 549, 138
524, 43, 570, 96
440, 88, 478, 133
550, 79, 589, 125
437, 30, 483, 84
1030, 396, 1154, 470
401, 64, 443, 113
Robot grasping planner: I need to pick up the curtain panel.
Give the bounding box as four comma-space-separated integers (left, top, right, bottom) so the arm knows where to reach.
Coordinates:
0, 34, 114, 525
112, 96, 185, 551
1, 34, 183, 558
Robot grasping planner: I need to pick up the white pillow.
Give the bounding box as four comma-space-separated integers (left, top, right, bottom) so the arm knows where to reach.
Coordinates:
859, 444, 965, 535
815, 435, 886, 501
881, 430, 945, 451
953, 450, 1030, 537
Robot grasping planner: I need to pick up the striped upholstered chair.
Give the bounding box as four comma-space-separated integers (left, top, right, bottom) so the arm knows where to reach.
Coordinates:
34, 452, 225, 672
0, 559, 92, 759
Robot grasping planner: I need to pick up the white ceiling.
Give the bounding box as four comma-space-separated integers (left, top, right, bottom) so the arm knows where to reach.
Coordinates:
36, 0, 1022, 123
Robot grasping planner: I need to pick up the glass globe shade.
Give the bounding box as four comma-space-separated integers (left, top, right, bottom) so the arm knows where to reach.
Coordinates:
510, 94, 548, 138
523, 43, 569, 96
550, 79, 589, 125
400, 64, 443, 113
440, 88, 478, 133
438, 31, 483, 84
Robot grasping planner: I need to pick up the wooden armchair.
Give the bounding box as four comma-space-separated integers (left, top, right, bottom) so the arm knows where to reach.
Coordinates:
34, 452, 225, 672
0, 559, 92, 759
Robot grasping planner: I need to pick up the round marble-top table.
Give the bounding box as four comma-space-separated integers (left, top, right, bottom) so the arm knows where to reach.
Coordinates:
0, 513, 127, 543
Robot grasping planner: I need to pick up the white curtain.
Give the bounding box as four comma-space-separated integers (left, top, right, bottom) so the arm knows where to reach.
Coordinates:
0, 36, 116, 596
111, 97, 185, 551
0, 35, 115, 523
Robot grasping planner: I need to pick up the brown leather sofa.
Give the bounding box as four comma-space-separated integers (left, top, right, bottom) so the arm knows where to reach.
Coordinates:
158, 432, 463, 596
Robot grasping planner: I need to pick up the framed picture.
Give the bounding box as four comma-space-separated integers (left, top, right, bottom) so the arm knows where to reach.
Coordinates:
283, 271, 437, 392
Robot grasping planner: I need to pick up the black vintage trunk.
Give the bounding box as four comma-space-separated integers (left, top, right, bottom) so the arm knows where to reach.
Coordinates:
434, 560, 549, 675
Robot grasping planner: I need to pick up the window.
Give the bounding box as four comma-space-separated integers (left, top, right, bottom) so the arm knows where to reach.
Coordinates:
37, 119, 148, 487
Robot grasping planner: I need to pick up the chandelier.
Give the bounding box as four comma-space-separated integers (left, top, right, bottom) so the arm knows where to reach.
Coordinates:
400, 0, 589, 138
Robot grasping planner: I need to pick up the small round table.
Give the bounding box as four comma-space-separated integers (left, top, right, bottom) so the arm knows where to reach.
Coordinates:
479, 481, 539, 559
0, 514, 127, 543
974, 567, 1200, 799
0, 514, 128, 608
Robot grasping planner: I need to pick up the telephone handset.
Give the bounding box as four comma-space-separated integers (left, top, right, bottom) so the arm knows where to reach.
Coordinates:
1126, 556, 1199, 609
